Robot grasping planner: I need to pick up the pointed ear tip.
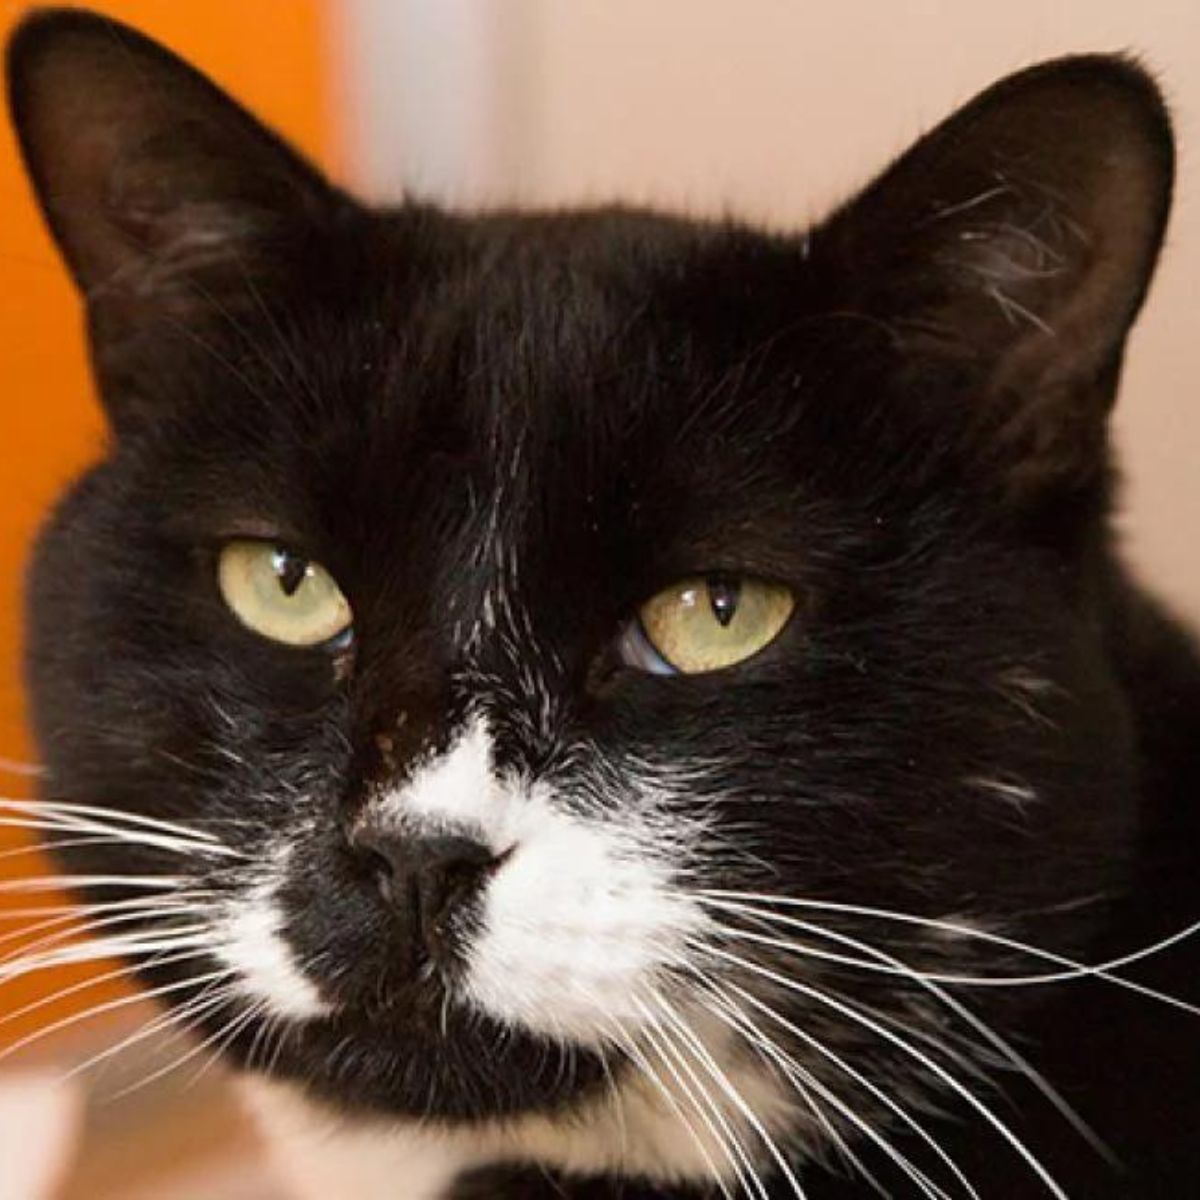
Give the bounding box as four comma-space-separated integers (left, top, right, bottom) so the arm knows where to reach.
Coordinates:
5, 9, 61, 106
6, 7, 168, 103
8, 7, 120, 69
1000, 52, 1174, 169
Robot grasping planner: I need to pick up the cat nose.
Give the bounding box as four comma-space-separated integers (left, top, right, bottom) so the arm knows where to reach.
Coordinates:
354, 831, 499, 948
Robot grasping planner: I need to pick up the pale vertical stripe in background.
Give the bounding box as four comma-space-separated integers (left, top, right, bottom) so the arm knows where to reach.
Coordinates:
336, 0, 537, 205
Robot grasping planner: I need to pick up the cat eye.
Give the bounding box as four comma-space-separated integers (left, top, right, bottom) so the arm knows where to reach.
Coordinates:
619, 575, 795, 675
217, 541, 353, 648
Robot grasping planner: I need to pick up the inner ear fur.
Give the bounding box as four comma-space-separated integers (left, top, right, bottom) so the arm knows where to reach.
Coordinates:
812, 55, 1173, 501
6, 9, 344, 322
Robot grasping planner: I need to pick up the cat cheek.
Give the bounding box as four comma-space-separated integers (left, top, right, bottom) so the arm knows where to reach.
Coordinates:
214, 852, 333, 1023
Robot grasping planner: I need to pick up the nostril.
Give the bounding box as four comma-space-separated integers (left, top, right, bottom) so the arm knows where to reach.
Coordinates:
349, 828, 500, 947
413, 836, 498, 933
359, 845, 397, 902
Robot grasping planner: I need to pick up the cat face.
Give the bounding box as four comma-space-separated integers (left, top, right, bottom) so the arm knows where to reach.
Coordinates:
8, 9, 1173, 1185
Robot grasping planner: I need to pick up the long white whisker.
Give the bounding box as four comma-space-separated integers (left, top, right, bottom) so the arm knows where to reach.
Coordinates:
264, 1006, 295, 1077
0, 904, 209, 973
62, 960, 236, 1084
0, 836, 102, 862
245, 1002, 288, 1077
0, 816, 239, 860
0, 905, 136, 955
0, 944, 210, 1035
0, 904, 82, 923
0, 891, 212, 944
649, 990, 808, 1199
0, 966, 231, 1069
0, 903, 211, 993
0, 897, 189, 923
697, 891, 1200, 1015
0, 758, 43, 777
0, 874, 190, 895
599, 1016, 736, 1200
707, 900, 1114, 1164
693, 982, 890, 1198
100, 986, 251, 1101
181, 995, 269, 1093
0, 798, 224, 844
0, 929, 213, 982
638, 1002, 765, 1200
701, 973, 970, 1200
703, 944, 1069, 1200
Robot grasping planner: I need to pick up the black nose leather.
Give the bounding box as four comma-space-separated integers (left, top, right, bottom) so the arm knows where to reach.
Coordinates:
355, 832, 496, 950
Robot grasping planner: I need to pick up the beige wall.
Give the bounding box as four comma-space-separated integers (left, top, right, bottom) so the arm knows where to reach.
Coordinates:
344, 0, 1199, 621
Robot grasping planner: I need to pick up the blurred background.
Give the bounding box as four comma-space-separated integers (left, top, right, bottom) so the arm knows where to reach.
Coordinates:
0, 1, 1196, 1196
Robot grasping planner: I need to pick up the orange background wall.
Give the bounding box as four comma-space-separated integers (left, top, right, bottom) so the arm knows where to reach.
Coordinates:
0, 0, 335, 1048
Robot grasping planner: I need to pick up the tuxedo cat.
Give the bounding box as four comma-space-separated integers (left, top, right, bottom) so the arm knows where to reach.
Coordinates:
7, 8, 1200, 1197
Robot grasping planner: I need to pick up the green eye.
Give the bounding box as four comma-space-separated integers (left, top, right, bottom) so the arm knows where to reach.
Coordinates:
633, 575, 795, 674
217, 541, 352, 647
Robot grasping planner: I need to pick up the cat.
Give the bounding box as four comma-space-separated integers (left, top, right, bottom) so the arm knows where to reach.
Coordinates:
6, 7, 1200, 1198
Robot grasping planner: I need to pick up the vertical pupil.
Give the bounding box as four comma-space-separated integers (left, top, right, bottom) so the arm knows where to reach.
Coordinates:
273, 549, 309, 597
707, 577, 741, 627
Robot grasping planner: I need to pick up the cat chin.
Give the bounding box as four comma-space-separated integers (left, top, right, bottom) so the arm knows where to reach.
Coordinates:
208, 994, 612, 1122
237, 1012, 801, 1200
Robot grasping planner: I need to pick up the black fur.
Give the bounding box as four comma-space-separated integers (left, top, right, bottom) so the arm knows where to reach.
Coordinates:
7, 9, 1199, 1197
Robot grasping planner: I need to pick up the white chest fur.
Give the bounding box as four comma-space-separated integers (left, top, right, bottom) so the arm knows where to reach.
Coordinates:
242, 1079, 474, 1200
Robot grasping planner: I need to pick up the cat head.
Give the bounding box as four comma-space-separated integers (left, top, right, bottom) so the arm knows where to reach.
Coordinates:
8, 8, 1173, 1180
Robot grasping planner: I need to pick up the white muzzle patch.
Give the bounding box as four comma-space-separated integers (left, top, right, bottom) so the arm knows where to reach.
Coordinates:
368, 717, 707, 1043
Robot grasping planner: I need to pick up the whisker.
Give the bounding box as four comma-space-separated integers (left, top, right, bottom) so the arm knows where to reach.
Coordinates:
0, 874, 191, 895
0, 902, 210, 994
0, 758, 43, 777
0, 944, 212, 1036
693, 982, 889, 1197
0, 965, 231, 1070
0, 891, 211, 939
0, 904, 83, 923
649, 990, 805, 1199
245, 1001, 287, 1077
600, 1015, 735, 1200
705, 900, 1113, 1164
264, 1007, 295, 1078
100, 984, 249, 1100
0, 929, 213, 982
61, 949, 235, 1078
702, 944, 1068, 1200
66, 985, 222, 1087
0, 903, 208, 971
0, 816, 239, 860
0, 835, 155, 863
697, 890, 1200, 1014
180, 994, 268, 1094
701, 973, 971, 1200
0, 910, 82, 956
0, 798, 225, 845
636, 1001, 765, 1200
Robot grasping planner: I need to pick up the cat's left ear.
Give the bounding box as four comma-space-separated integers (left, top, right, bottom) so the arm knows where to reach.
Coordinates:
6, 10, 345, 346
817, 55, 1173, 491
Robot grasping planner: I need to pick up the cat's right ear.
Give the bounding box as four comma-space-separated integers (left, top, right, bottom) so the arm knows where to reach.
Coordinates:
6, 9, 345, 374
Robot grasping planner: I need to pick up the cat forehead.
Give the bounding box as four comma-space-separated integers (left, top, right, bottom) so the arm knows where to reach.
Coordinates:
166, 217, 820, 503
340, 208, 797, 376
